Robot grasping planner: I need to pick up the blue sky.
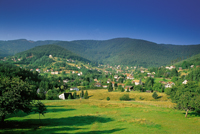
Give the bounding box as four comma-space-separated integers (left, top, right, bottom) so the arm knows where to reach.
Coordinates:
0, 0, 200, 45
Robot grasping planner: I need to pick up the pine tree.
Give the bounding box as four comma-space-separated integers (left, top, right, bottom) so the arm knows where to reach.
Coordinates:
108, 83, 113, 92
152, 92, 158, 99
84, 90, 89, 99
80, 90, 84, 98
73, 91, 77, 99
68, 94, 72, 99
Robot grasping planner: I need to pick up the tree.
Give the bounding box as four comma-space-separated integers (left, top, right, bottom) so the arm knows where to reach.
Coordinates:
73, 91, 77, 99
106, 97, 110, 101
34, 101, 47, 120
80, 90, 84, 98
108, 83, 113, 92
152, 92, 158, 99
83, 90, 89, 99
167, 82, 200, 117
0, 77, 36, 123
68, 94, 72, 99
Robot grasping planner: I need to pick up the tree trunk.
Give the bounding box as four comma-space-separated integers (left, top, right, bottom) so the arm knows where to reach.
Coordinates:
185, 109, 189, 118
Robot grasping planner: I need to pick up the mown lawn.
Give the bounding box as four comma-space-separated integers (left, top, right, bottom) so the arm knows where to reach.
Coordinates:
1, 90, 200, 134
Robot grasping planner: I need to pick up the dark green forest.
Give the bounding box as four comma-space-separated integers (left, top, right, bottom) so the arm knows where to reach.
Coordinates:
1, 38, 200, 67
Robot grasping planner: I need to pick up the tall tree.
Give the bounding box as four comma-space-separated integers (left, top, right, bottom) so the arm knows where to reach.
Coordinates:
0, 77, 36, 123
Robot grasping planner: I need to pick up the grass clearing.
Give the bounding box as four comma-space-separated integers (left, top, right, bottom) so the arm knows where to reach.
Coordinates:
1, 90, 200, 134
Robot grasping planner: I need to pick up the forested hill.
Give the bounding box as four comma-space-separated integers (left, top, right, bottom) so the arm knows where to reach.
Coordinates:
15, 44, 91, 65
1, 38, 200, 67
0, 39, 59, 57
55, 38, 200, 67
174, 53, 200, 69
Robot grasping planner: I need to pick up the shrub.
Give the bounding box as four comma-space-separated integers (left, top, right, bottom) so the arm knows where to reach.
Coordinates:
139, 96, 144, 100
119, 94, 130, 101
107, 97, 110, 101
152, 92, 158, 99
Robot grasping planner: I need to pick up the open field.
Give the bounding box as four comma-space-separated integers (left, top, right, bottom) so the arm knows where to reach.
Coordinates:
1, 90, 200, 134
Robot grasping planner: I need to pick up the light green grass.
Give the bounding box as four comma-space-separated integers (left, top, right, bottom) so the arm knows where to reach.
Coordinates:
1, 98, 200, 134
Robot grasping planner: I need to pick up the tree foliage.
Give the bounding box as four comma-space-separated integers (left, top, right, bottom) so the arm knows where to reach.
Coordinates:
167, 81, 200, 117
0, 77, 35, 123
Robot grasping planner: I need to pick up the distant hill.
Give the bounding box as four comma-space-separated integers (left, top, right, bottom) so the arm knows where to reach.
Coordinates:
1, 38, 200, 67
174, 53, 200, 69
15, 44, 91, 66
54, 38, 200, 67
0, 39, 59, 57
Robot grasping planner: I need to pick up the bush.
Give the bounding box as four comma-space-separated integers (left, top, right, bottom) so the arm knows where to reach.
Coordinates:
152, 92, 158, 99
106, 97, 110, 101
139, 96, 144, 100
119, 94, 131, 101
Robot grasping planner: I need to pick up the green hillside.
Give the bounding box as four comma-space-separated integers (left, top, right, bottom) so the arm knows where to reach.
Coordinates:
0, 39, 59, 57
55, 38, 200, 67
174, 53, 200, 69
15, 44, 91, 66
1, 38, 200, 67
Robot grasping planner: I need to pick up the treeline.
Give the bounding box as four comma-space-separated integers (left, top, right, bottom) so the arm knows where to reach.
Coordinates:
0, 62, 64, 100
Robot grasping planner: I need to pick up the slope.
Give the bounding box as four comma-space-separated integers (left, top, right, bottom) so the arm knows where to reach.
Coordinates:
0, 39, 59, 57
15, 44, 91, 66
54, 38, 200, 67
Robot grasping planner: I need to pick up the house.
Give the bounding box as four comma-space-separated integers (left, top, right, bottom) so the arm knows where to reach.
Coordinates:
51, 72, 55, 75
191, 65, 194, 68
165, 82, 175, 88
95, 83, 102, 87
182, 80, 188, 84
114, 75, 118, 79
166, 66, 176, 70
117, 83, 125, 88
59, 93, 74, 100
112, 81, 115, 87
63, 79, 69, 83
94, 79, 98, 82
36, 68, 40, 73
140, 69, 144, 73
125, 86, 133, 91
55, 71, 59, 74
132, 79, 142, 85
126, 74, 134, 79
159, 81, 167, 85
49, 55, 53, 58
103, 85, 108, 88
107, 79, 111, 83
70, 87, 79, 91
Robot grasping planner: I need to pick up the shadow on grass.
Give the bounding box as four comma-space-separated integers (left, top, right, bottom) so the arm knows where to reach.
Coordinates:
5, 106, 75, 120
1, 115, 114, 129
157, 96, 162, 99
74, 128, 126, 134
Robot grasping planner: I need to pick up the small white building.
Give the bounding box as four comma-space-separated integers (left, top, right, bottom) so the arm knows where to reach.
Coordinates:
59, 93, 65, 100
70, 87, 79, 91
182, 80, 188, 84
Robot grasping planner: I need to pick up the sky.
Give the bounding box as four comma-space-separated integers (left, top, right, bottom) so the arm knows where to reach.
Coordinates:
0, 0, 200, 45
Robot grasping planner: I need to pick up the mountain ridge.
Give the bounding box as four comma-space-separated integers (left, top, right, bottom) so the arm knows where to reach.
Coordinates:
1, 38, 200, 67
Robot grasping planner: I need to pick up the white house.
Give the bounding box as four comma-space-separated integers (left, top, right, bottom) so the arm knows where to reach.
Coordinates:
59, 93, 65, 100
165, 82, 175, 88
182, 80, 188, 84
70, 87, 79, 91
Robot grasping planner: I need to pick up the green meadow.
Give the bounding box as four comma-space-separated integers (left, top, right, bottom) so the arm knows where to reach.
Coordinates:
1, 90, 200, 134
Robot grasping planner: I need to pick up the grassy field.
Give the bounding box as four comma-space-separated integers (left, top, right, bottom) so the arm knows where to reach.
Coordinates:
1, 90, 200, 134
